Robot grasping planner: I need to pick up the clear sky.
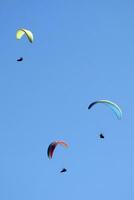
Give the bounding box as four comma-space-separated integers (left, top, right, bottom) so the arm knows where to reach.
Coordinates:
0, 0, 134, 199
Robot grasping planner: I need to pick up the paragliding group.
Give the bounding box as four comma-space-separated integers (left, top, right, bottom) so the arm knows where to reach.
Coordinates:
46, 99, 122, 173
16, 28, 122, 174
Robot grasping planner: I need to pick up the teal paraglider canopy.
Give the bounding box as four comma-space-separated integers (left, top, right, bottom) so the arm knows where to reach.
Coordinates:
88, 100, 122, 119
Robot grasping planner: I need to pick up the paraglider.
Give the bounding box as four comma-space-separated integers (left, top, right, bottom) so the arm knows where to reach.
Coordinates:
47, 141, 68, 159
99, 133, 104, 139
60, 168, 67, 173
16, 28, 34, 43
17, 57, 23, 62
88, 100, 122, 119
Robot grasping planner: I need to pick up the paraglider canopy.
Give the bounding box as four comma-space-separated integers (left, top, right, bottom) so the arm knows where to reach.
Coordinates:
16, 28, 34, 43
47, 141, 68, 159
88, 100, 122, 119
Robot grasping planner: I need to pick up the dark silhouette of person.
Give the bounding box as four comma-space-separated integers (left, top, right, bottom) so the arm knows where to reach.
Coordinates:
17, 57, 23, 62
60, 168, 67, 173
100, 133, 104, 139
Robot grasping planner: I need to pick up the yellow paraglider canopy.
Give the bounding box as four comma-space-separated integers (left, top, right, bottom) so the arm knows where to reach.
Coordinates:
16, 28, 33, 43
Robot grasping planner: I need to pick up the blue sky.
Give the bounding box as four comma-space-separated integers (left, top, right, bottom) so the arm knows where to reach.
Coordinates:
0, 0, 134, 199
